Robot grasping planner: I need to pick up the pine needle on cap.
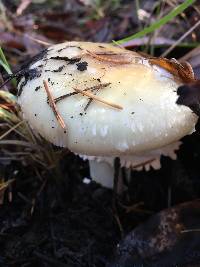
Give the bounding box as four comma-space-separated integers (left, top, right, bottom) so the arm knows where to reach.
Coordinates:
86, 50, 132, 64
43, 80, 66, 130
54, 83, 111, 103
73, 87, 123, 110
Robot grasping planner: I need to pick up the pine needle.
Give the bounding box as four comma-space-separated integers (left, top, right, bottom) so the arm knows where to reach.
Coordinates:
54, 83, 110, 103
73, 87, 123, 110
43, 80, 66, 130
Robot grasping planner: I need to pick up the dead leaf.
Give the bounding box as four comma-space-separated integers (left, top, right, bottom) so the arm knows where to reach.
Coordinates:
111, 200, 200, 267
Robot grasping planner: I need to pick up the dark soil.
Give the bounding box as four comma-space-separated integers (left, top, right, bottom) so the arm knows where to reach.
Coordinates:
1, 133, 200, 267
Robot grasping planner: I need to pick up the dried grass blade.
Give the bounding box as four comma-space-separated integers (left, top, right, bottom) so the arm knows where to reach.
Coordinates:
0, 139, 41, 149
0, 90, 17, 106
0, 120, 24, 140
0, 107, 20, 123
161, 20, 200, 57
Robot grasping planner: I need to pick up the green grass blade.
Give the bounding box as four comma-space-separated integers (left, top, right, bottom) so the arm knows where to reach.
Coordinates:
0, 59, 12, 75
116, 0, 196, 44
0, 47, 12, 73
0, 47, 17, 87
0, 47, 10, 67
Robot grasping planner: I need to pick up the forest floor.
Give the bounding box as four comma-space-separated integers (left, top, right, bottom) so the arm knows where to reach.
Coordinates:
1, 1, 200, 266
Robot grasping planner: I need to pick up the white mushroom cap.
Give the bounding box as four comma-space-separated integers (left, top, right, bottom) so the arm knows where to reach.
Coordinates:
18, 41, 197, 158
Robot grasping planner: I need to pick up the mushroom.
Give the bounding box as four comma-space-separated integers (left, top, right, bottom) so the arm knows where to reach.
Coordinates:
17, 41, 197, 189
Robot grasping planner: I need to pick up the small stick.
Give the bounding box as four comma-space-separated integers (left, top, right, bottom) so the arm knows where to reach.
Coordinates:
43, 80, 66, 129
54, 91, 79, 103
86, 50, 132, 64
113, 157, 120, 207
84, 98, 94, 111
73, 87, 123, 110
112, 157, 124, 237
54, 83, 111, 103
0, 74, 19, 89
83, 83, 109, 111
161, 20, 200, 58
0, 69, 30, 90
25, 34, 52, 46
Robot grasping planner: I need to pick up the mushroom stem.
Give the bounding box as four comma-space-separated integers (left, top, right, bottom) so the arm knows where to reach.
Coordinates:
89, 160, 114, 188
87, 141, 183, 192
89, 159, 126, 193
